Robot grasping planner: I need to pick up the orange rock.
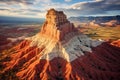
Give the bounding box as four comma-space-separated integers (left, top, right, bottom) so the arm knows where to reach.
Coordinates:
40, 8, 76, 41
111, 39, 120, 47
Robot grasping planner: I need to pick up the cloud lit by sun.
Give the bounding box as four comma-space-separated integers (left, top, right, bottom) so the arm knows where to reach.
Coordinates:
0, 0, 120, 18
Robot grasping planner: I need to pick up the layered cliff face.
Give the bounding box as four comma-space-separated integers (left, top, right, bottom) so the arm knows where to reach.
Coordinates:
40, 8, 75, 41
1, 9, 120, 80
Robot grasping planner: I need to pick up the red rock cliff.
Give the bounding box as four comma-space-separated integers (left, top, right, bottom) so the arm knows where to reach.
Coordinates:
40, 8, 75, 41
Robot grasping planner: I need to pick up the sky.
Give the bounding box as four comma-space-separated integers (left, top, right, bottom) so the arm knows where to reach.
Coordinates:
0, 0, 120, 18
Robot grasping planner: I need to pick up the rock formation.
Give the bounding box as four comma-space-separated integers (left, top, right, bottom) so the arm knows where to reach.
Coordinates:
40, 8, 75, 41
1, 9, 120, 80
111, 39, 120, 47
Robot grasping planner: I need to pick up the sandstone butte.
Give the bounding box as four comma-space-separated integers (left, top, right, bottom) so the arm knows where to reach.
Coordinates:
2, 8, 120, 80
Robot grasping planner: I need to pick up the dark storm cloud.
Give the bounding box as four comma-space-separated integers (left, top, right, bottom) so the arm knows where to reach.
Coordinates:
60, 0, 120, 16
80, 0, 120, 11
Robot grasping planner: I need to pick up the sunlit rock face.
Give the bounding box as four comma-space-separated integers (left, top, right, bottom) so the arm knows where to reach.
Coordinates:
2, 9, 120, 80
46, 8, 68, 26
111, 39, 120, 47
40, 8, 75, 41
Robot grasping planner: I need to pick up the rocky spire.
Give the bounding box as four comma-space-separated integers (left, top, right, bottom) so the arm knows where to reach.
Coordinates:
46, 8, 68, 26
40, 8, 75, 41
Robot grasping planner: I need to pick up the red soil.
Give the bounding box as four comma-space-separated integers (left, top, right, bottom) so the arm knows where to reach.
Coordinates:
2, 40, 120, 80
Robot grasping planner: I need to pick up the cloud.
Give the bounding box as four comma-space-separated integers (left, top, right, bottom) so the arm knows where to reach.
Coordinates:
0, 0, 33, 5
63, 0, 120, 16
34, 0, 51, 4
40, 2, 69, 10
0, 0, 48, 18
0, 9, 10, 11
0, 0, 35, 10
0, 0, 52, 5
0, 0, 120, 18
0, 5, 45, 18
65, 0, 72, 2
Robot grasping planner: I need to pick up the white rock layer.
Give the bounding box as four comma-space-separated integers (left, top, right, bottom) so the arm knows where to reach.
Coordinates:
26, 33, 103, 62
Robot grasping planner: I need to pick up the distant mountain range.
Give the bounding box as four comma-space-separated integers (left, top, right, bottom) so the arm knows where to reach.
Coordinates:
1, 15, 120, 25
69, 15, 120, 23
0, 16, 45, 24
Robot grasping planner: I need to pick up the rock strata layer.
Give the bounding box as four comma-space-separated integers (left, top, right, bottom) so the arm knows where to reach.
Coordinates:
40, 8, 76, 41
